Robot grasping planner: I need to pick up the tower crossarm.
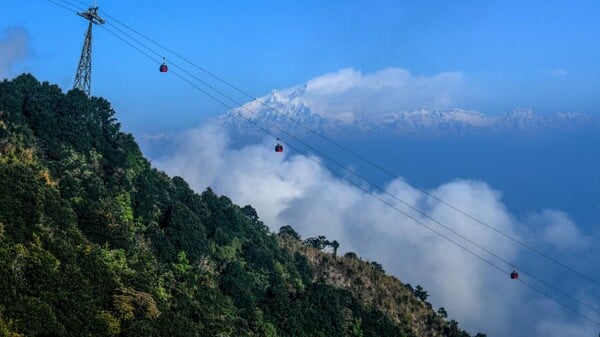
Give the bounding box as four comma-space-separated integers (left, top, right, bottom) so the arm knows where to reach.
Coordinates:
77, 7, 105, 25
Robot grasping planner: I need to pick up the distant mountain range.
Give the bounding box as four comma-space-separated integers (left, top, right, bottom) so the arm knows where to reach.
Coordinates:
222, 85, 594, 137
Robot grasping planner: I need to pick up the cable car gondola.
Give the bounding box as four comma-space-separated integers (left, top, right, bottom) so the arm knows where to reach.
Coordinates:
510, 270, 519, 280
159, 57, 168, 73
275, 138, 283, 153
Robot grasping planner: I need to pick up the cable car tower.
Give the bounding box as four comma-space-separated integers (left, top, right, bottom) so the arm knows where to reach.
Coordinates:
73, 3, 104, 96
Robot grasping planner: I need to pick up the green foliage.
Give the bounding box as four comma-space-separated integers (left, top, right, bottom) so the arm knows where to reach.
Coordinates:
438, 307, 448, 319
331, 239, 339, 258
0, 75, 478, 337
303, 235, 329, 249
0, 311, 23, 337
414, 285, 429, 302
443, 319, 471, 337
370, 261, 384, 273
95, 310, 121, 336
349, 317, 364, 337
173, 251, 191, 274
278, 225, 301, 241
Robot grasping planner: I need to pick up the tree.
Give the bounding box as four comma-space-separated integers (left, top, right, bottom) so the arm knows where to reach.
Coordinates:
414, 285, 429, 302
349, 317, 363, 337
437, 307, 448, 319
241, 205, 259, 223
303, 235, 328, 250
278, 225, 301, 241
0, 314, 23, 337
370, 261, 384, 273
331, 240, 339, 258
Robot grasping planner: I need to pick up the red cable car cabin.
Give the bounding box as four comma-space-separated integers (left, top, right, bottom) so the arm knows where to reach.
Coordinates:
275, 144, 283, 152
159, 63, 168, 73
510, 270, 519, 280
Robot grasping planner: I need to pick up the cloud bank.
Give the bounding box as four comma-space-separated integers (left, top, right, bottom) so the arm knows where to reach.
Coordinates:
0, 27, 30, 79
291, 67, 464, 122
155, 123, 598, 337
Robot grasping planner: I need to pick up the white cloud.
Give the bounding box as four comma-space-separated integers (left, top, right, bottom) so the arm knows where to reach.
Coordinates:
534, 297, 597, 337
302, 67, 465, 121
155, 122, 598, 337
0, 27, 30, 78
528, 210, 592, 252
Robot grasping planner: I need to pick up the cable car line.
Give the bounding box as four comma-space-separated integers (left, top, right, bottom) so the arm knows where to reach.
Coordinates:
92, 15, 600, 316
99, 18, 600, 318
62, 0, 600, 288
164, 67, 600, 327
47, 0, 600, 327
48, 0, 81, 13
55, 0, 85, 10
519, 277, 600, 326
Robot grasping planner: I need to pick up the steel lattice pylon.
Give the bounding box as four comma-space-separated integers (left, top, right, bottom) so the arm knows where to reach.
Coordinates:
73, 6, 104, 96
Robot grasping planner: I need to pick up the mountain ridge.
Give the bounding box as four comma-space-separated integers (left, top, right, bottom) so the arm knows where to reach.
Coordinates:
222, 85, 593, 136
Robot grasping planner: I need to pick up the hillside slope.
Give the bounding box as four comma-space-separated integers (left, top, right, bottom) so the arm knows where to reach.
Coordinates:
0, 74, 481, 337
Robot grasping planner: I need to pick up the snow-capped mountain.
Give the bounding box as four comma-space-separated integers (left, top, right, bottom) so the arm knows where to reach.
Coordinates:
222, 85, 593, 137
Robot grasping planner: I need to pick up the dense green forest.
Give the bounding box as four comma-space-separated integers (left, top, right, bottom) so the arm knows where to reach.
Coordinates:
0, 74, 483, 337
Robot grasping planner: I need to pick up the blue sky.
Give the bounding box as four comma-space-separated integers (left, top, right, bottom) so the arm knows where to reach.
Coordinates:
2, 0, 600, 135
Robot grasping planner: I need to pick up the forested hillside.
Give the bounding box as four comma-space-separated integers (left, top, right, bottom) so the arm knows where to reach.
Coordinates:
0, 74, 481, 337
